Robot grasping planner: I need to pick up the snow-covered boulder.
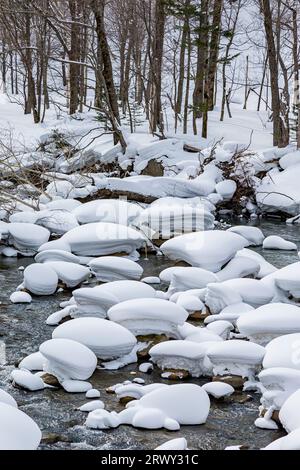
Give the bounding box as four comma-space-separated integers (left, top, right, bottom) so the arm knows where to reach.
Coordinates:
236, 248, 277, 278
204, 302, 254, 325
35, 250, 80, 264
215, 180, 237, 201
206, 340, 265, 378
88, 256, 143, 282
161, 230, 247, 271
263, 428, 300, 450
108, 298, 189, 338
156, 438, 188, 451
135, 202, 215, 240
259, 368, 300, 404
279, 150, 300, 170
72, 199, 142, 225
11, 370, 45, 391
263, 333, 300, 370
19, 352, 45, 372
8, 223, 50, 255
40, 338, 97, 381
206, 321, 233, 340
36, 209, 79, 235
46, 198, 82, 212
256, 164, 300, 215
72, 281, 156, 319
216, 256, 260, 282
41, 261, 90, 288
0, 403, 41, 450
61, 222, 145, 256
52, 318, 137, 360
205, 279, 274, 315
38, 239, 71, 253
10, 291, 32, 304
118, 384, 210, 430
202, 382, 234, 399
23, 263, 58, 296
263, 235, 297, 251
237, 303, 300, 345
149, 340, 212, 377
0, 389, 18, 408
227, 226, 264, 246
262, 262, 300, 300
176, 294, 204, 314
279, 389, 300, 432
166, 267, 218, 295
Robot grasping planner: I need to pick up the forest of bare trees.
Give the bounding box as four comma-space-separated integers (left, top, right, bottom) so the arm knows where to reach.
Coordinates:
0, 0, 299, 150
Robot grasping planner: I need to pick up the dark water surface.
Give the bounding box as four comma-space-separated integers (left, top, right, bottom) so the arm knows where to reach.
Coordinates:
0, 219, 298, 450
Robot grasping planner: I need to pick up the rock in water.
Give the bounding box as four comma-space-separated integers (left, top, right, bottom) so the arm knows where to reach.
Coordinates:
161, 230, 247, 272
52, 318, 137, 360
107, 298, 189, 338
40, 338, 97, 381
23, 263, 58, 296
61, 222, 145, 257
0, 403, 41, 450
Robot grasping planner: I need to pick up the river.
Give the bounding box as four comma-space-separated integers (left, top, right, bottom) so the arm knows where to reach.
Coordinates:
0, 219, 298, 450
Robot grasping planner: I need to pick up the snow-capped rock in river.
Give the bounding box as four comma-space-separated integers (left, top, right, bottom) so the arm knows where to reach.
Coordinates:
107, 298, 189, 338
262, 262, 300, 301
52, 317, 137, 360
227, 226, 264, 246
8, 223, 50, 255
160, 230, 247, 271
202, 382, 234, 399
72, 199, 142, 225
263, 333, 300, 370
263, 235, 297, 251
40, 261, 90, 288
206, 340, 265, 379
216, 256, 260, 282
259, 368, 300, 414
263, 428, 300, 451
149, 340, 213, 377
72, 280, 156, 319
40, 338, 97, 382
237, 303, 300, 346
166, 267, 219, 295
205, 278, 274, 314
35, 249, 81, 264
155, 438, 188, 451
23, 263, 58, 295
134, 199, 215, 240
0, 389, 18, 408
88, 256, 143, 282
10, 291, 32, 304
117, 383, 210, 430
256, 163, 300, 215
236, 248, 277, 279
279, 389, 300, 433
0, 402, 41, 450
61, 222, 145, 257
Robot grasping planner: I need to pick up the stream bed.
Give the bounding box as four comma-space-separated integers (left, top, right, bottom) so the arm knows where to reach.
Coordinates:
0, 219, 299, 450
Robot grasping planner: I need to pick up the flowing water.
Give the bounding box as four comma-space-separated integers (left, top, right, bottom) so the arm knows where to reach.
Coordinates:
0, 219, 299, 450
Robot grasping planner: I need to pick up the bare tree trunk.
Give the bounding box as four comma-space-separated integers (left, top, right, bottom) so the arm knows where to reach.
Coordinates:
193, 0, 209, 134
175, 0, 190, 131
262, 0, 289, 147
183, 24, 191, 134
68, 0, 81, 114
149, 0, 166, 134
207, 0, 223, 111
